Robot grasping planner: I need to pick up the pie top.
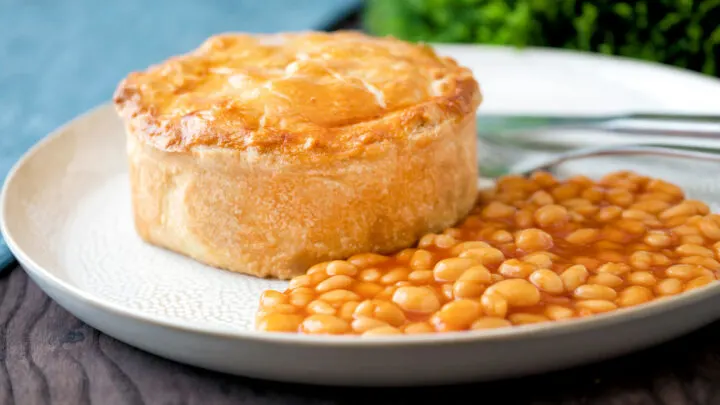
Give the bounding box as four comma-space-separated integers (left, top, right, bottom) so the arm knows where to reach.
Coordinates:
113, 31, 481, 159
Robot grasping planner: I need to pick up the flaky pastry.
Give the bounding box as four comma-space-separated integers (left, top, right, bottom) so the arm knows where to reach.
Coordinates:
113, 31, 482, 279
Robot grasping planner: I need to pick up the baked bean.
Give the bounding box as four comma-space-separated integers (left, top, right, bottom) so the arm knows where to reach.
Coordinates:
572, 257, 601, 272
491, 230, 514, 243
529, 190, 554, 206
660, 202, 697, 219
258, 171, 719, 336
358, 268, 381, 283
338, 301, 360, 320
435, 235, 458, 249
545, 305, 575, 320
306, 262, 328, 275
680, 256, 720, 271
581, 186, 605, 203
515, 210, 535, 229
326, 260, 358, 276
458, 266, 492, 284
307, 300, 336, 315
699, 216, 720, 240
443, 228, 464, 239
516, 228, 554, 252
481, 293, 508, 318
288, 275, 312, 289
316, 275, 354, 293
606, 189, 634, 207
666, 264, 702, 280
573, 284, 618, 300
319, 289, 361, 302
380, 268, 410, 285
682, 235, 706, 245
437, 300, 483, 329
622, 209, 657, 222
617, 286, 653, 307
453, 280, 486, 298
646, 179, 684, 198
673, 224, 700, 236
459, 247, 505, 267
644, 231, 673, 247
638, 192, 677, 203
565, 228, 599, 245
530, 171, 558, 187
631, 200, 670, 214
471, 317, 512, 330
509, 313, 549, 325
289, 290, 315, 307
375, 285, 397, 301
482, 201, 516, 219
433, 258, 476, 281
499, 259, 536, 278
596, 262, 631, 276
655, 278, 683, 296
417, 234, 437, 248
353, 300, 376, 318
628, 271, 657, 287
352, 282, 383, 299
534, 204, 569, 228
529, 269, 564, 294
260, 291, 288, 307
651, 253, 672, 266
685, 276, 714, 291
601, 227, 630, 244
522, 252, 554, 269
596, 206, 623, 222
373, 302, 407, 326
348, 253, 389, 268
301, 315, 350, 334
404, 322, 434, 334
257, 313, 304, 332
451, 241, 491, 256
410, 250, 434, 271
628, 251, 653, 270
485, 279, 541, 307
395, 249, 416, 264
677, 244, 714, 258
561, 265, 589, 291
309, 271, 329, 285
352, 317, 390, 333
408, 270, 434, 284
588, 273, 624, 288
392, 286, 440, 314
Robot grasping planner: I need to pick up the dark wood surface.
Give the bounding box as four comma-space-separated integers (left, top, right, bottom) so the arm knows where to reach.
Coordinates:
2, 265, 720, 404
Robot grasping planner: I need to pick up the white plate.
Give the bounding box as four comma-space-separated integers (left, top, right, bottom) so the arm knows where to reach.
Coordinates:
3, 45, 720, 387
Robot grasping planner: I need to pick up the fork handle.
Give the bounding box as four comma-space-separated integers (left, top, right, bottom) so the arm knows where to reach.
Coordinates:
513, 144, 720, 176
478, 113, 720, 139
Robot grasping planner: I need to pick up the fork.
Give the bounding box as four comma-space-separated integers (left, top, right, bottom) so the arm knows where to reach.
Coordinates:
476, 113, 720, 177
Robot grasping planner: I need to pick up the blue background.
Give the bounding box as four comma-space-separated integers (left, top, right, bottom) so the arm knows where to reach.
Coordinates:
0, 0, 361, 270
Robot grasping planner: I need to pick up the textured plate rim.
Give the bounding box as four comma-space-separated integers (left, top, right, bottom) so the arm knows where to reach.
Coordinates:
3, 46, 720, 347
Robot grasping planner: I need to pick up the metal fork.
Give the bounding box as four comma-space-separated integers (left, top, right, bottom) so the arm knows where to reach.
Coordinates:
476, 113, 720, 177
506, 144, 720, 177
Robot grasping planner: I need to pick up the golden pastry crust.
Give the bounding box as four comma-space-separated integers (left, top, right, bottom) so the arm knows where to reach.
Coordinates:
113, 31, 480, 160
114, 31, 483, 279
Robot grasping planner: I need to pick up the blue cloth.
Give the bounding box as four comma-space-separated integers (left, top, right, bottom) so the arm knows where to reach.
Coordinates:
0, 0, 361, 271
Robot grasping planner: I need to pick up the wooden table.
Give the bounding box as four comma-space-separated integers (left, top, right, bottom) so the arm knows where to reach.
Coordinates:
2, 264, 719, 404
